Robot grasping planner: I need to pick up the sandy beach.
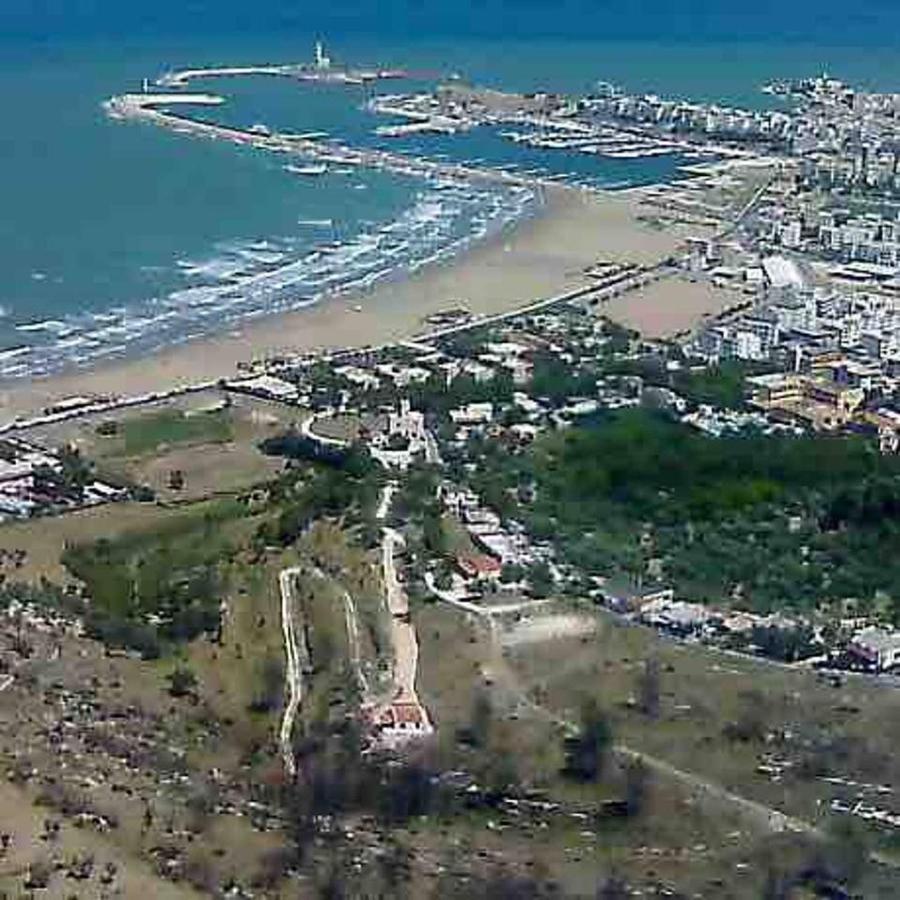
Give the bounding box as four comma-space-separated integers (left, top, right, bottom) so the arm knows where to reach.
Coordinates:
0, 186, 689, 419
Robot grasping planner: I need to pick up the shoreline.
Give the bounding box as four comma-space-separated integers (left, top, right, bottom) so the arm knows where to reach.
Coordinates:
0, 185, 690, 421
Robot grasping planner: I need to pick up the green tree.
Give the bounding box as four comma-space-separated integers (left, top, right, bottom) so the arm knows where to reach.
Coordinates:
501, 563, 526, 584
814, 816, 870, 890
434, 565, 454, 592
636, 657, 661, 718
623, 758, 649, 817
249, 656, 284, 713
528, 562, 554, 598
563, 700, 612, 783
167, 665, 197, 698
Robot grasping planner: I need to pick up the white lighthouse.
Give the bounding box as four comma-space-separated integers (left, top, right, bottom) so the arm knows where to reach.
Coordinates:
314, 41, 332, 71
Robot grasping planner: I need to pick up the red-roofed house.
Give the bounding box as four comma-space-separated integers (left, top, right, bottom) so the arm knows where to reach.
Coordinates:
455, 553, 502, 580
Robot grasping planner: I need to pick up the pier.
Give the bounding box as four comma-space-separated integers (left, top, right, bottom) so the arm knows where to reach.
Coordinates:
103, 88, 567, 194
156, 62, 408, 89
105, 92, 225, 113
157, 65, 299, 87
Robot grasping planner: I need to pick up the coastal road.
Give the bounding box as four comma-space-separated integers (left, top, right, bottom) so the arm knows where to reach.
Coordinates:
278, 566, 305, 778
2, 265, 667, 439
409, 264, 671, 347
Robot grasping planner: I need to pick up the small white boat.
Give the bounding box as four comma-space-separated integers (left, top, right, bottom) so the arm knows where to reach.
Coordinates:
285, 163, 328, 176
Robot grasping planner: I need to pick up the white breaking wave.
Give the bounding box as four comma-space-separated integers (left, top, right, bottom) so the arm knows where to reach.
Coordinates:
0, 180, 538, 381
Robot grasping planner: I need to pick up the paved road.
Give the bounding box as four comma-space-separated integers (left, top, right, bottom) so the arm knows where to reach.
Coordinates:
300, 413, 349, 448
375, 481, 398, 522
424, 576, 557, 618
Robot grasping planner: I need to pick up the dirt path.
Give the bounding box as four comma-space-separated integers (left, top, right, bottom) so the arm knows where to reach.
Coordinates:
278, 566, 304, 778
341, 587, 368, 697
375, 481, 397, 521
426, 581, 557, 618
377, 528, 432, 732
381, 528, 415, 696
614, 744, 813, 835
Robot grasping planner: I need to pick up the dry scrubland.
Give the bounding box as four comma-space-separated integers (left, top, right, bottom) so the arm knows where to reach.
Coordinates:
504, 610, 900, 827
0, 394, 898, 894
411, 597, 900, 895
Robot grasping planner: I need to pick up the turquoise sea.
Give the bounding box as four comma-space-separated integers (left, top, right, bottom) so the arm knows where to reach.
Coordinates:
2, 18, 900, 379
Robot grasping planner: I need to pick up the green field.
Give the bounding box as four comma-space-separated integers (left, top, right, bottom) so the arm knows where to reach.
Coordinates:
121, 408, 233, 456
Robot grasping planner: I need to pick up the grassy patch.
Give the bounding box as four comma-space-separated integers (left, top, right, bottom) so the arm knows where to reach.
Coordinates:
187, 552, 289, 762
506, 606, 900, 832
61, 498, 250, 656
121, 409, 232, 456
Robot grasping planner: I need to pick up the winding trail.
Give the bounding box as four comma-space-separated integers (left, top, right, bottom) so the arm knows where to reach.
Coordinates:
278, 566, 304, 778
341, 588, 368, 696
